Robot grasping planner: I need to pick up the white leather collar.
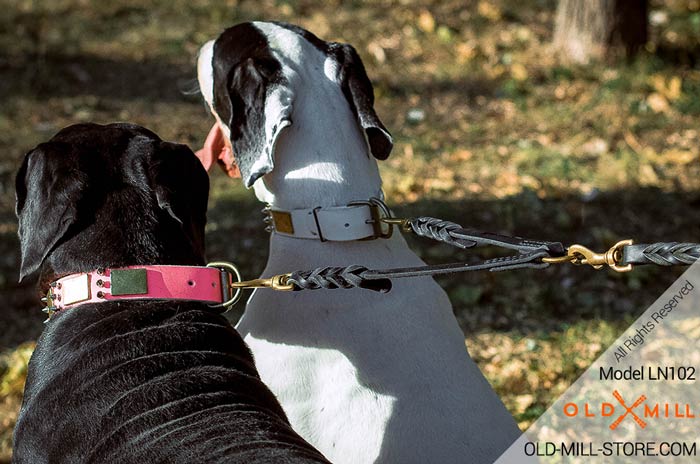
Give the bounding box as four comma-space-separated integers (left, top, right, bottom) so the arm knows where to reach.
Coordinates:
266, 202, 390, 241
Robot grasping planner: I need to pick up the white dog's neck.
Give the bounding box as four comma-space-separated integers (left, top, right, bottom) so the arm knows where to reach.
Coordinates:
250, 23, 383, 211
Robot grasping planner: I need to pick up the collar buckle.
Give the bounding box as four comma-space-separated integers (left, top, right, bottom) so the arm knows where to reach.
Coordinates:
348, 198, 393, 240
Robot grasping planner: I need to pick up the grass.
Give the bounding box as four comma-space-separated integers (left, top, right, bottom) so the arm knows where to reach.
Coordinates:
0, 343, 33, 460
1, 0, 700, 461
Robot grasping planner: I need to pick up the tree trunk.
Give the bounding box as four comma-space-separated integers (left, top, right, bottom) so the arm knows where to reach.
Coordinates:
553, 0, 648, 64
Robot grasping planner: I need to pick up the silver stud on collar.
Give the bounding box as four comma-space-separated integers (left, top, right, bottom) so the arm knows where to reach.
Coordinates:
41, 287, 58, 323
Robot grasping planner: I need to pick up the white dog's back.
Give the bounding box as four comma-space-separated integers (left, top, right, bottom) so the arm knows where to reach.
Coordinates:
237, 234, 521, 463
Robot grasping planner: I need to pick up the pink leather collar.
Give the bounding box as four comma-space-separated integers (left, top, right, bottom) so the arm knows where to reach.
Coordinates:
43, 265, 230, 318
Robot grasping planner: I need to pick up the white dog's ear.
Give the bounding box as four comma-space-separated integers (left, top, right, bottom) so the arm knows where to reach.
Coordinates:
333, 43, 393, 160
215, 54, 294, 188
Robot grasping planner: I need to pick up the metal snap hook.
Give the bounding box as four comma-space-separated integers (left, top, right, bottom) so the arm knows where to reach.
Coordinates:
542, 240, 633, 272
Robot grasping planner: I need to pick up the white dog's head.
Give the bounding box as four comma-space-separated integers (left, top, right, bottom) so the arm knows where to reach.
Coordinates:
196, 21, 392, 192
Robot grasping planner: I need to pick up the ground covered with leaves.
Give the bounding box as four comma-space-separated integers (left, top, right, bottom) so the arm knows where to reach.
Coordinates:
1, 0, 699, 461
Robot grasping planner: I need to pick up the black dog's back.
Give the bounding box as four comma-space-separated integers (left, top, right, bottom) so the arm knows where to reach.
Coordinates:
16, 302, 326, 463
12, 123, 329, 463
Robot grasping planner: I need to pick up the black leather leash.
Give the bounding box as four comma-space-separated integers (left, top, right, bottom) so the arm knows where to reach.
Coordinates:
283, 216, 700, 293
220, 208, 700, 301
622, 242, 700, 266
404, 217, 700, 268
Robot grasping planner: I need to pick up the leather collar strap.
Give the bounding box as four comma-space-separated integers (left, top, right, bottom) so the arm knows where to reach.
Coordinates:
267, 204, 386, 241
44, 266, 227, 315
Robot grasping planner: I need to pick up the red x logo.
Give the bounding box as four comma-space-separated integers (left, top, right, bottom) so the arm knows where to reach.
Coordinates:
610, 390, 647, 430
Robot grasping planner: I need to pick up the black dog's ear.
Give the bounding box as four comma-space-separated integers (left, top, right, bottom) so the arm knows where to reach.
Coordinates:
216, 54, 294, 188
148, 141, 210, 255
333, 43, 393, 160
15, 146, 85, 281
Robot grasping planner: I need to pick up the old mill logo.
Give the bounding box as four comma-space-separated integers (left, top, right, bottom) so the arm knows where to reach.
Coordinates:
563, 390, 695, 430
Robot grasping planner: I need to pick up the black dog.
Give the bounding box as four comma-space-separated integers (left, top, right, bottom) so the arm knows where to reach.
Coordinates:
12, 123, 329, 463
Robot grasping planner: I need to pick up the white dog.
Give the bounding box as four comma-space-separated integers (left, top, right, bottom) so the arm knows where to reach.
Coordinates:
196, 21, 521, 463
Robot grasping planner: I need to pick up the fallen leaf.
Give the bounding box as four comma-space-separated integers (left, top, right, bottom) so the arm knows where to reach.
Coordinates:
662, 149, 696, 165
651, 74, 683, 101
437, 25, 453, 43
581, 137, 608, 155
417, 10, 436, 33
367, 42, 386, 63
513, 394, 535, 413
639, 164, 659, 185
511, 63, 528, 81
456, 42, 476, 63
450, 149, 473, 161
647, 92, 670, 113
666, 76, 682, 101
478, 1, 502, 21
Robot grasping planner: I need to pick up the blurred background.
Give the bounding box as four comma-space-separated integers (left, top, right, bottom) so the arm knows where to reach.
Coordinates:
1, 0, 699, 460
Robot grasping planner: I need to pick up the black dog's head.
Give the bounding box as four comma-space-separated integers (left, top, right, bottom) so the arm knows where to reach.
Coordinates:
15, 123, 209, 283
196, 21, 393, 188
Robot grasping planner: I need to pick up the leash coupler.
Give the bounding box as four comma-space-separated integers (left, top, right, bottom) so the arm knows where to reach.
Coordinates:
69, 202, 697, 318
249, 199, 700, 296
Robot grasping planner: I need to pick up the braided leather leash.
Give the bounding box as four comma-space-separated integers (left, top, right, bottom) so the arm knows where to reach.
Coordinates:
220, 209, 700, 302
406, 217, 700, 268
622, 242, 700, 266
284, 216, 700, 293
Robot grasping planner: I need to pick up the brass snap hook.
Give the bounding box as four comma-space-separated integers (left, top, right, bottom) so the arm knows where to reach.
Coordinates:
380, 217, 412, 232
230, 274, 295, 291
542, 239, 633, 272
369, 197, 413, 235
206, 262, 296, 311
